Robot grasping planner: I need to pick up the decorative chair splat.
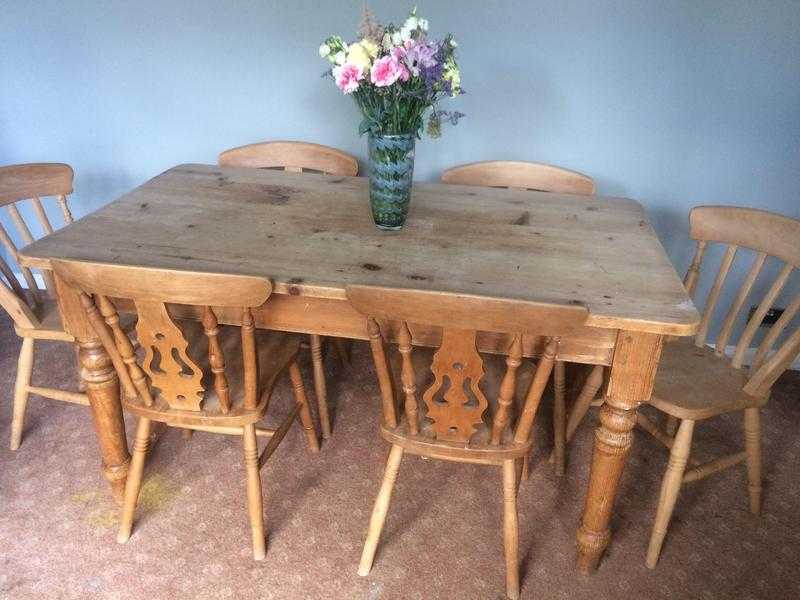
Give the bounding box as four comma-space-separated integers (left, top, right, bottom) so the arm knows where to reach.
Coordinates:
422, 328, 488, 443
135, 300, 205, 411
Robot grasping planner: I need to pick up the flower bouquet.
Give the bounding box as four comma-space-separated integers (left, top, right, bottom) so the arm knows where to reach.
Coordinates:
320, 7, 463, 229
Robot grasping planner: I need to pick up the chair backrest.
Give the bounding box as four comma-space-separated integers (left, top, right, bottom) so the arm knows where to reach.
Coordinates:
441, 160, 595, 195
52, 259, 272, 416
347, 284, 589, 447
218, 141, 358, 176
0, 163, 75, 328
684, 206, 800, 397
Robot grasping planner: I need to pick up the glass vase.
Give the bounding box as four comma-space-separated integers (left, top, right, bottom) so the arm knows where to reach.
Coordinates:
367, 133, 416, 230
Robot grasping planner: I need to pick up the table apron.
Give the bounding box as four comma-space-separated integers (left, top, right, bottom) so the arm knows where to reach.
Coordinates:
162, 293, 615, 366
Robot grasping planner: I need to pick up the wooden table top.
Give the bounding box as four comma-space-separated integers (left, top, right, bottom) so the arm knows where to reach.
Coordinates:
20, 163, 699, 336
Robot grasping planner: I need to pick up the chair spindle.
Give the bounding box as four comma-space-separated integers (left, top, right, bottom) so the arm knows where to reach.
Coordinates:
683, 240, 707, 297
0, 222, 40, 305
751, 293, 800, 372
491, 334, 523, 445
80, 292, 139, 402
695, 244, 737, 347
56, 194, 74, 224
732, 263, 793, 368
203, 306, 231, 413
398, 321, 419, 435
241, 307, 258, 411
30, 197, 55, 234
97, 295, 154, 406
514, 338, 558, 443
0, 254, 26, 300
715, 251, 767, 355
367, 318, 397, 428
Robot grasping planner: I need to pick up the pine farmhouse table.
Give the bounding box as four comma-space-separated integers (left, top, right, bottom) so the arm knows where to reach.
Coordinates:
18, 164, 699, 572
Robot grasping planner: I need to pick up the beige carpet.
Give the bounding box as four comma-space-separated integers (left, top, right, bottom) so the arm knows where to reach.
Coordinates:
1, 311, 798, 600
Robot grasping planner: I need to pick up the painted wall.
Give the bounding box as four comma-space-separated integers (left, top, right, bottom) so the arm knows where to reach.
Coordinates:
2, 1, 799, 341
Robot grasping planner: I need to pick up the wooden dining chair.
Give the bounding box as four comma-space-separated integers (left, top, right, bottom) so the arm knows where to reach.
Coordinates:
0, 163, 90, 450
348, 284, 589, 600
640, 206, 800, 568
52, 259, 320, 560
219, 140, 359, 440
441, 160, 603, 476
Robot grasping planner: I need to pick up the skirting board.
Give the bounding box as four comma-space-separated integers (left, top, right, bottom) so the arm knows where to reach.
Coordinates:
10, 272, 800, 371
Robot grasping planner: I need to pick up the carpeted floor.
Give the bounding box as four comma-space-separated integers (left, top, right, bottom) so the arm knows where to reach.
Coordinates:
1, 311, 799, 600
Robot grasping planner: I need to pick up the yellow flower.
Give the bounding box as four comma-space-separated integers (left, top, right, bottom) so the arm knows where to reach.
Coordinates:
347, 42, 373, 71
443, 59, 461, 96
360, 38, 379, 58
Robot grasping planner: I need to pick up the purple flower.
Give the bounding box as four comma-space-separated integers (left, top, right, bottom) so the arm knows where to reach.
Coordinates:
405, 40, 438, 76
417, 41, 450, 92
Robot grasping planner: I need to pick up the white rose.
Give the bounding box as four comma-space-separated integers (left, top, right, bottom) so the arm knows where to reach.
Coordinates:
400, 25, 413, 42
418, 18, 429, 31
391, 31, 403, 46
404, 15, 419, 31
319, 44, 330, 58
333, 51, 346, 65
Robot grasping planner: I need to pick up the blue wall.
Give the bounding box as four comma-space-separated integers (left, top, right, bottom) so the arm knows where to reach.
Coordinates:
2, 1, 799, 339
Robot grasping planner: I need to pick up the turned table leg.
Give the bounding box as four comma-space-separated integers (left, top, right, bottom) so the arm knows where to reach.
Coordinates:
576, 330, 663, 573
56, 275, 130, 504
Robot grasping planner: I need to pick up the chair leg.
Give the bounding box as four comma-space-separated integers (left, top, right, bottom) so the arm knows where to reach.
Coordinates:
117, 417, 151, 544
333, 337, 350, 368
10, 338, 34, 451
565, 364, 604, 444
358, 444, 403, 576
553, 360, 567, 476
309, 334, 331, 440
743, 407, 762, 515
646, 418, 694, 569
664, 415, 679, 437
549, 364, 604, 469
289, 360, 320, 452
514, 458, 524, 496
242, 423, 267, 560
502, 459, 520, 600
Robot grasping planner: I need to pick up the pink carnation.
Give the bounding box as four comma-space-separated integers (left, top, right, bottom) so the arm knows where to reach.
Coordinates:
333, 63, 364, 94
370, 55, 409, 87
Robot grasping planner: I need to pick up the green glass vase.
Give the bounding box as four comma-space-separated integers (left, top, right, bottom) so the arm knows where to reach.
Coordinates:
367, 133, 416, 230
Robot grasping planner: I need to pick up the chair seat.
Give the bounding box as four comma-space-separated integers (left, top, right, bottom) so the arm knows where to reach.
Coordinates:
381, 349, 537, 464
124, 321, 301, 427
650, 339, 768, 420
13, 297, 74, 340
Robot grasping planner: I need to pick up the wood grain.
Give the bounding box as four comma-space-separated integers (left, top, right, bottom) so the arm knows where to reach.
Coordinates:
442, 160, 595, 196
219, 141, 358, 176
20, 164, 699, 336
0, 163, 73, 205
